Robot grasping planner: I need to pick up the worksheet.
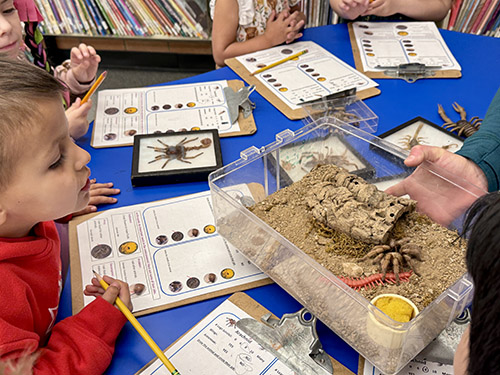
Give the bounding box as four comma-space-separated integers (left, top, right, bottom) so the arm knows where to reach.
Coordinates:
76, 189, 267, 313
351, 22, 461, 72
137, 297, 296, 374
362, 358, 453, 375
92, 80, 242, 148
234, 41, 379, 110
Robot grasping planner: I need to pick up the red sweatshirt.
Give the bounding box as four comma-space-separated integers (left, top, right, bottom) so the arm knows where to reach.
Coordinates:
0, 221, 127, 374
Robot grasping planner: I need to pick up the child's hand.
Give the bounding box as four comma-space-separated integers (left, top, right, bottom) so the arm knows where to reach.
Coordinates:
65, 98, 91, 140
362, 0, 397, 17
70, 43, 101, 84
73, 179, 120, 216
84, 275, 133, 311
284, 11, 306, 44
264, 10, 301, 46
338, 0, 370, 19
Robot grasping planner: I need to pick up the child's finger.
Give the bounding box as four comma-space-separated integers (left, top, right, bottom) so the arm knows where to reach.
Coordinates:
79, 43, 90, 58
89, 185, 120, 195
71, 47, 83, 61
87, 45, 97, 56
88, 195, 118, 206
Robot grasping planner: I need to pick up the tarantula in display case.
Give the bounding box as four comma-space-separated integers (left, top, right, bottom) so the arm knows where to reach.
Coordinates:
361, 237, 422, 284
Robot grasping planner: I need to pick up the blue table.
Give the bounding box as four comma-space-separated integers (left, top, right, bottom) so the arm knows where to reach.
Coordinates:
57, 24, 500, 374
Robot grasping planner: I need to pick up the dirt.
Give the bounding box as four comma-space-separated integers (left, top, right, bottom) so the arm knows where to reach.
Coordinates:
249, 164, 467, 312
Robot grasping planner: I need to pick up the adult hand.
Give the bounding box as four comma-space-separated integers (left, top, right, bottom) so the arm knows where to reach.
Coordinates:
385, 145, 487, 226
70, 43, 101, 84
84, 275, 133, 311
65, 98, 91, 140
73, 180, 120, 216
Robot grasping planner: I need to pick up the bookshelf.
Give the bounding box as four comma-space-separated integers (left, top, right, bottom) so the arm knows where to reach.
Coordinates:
36, 0, 500, 58
442, 0, 500, 37
36, 0, 213, 55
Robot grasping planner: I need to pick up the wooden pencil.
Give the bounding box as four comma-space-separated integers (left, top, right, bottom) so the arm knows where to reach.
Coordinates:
250, 49, 309, 76
81, 70, 107, 104
93, 271, 181, 375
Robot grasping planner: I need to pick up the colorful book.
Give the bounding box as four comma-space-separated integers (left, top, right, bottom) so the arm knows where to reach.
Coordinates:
471, 0, 493, 33
448, 0, 463, 29
477, 0, 500, 33
465, 0, 488, 32
83, 0, 106, 35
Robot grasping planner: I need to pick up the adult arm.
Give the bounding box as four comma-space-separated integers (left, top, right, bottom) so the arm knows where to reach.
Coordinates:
456, 88, 500, 192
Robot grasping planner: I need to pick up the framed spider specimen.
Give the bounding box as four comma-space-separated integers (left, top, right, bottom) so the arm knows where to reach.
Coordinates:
378, 117, 464, 153
267, 133, 376, 187
131, 129, 223, 186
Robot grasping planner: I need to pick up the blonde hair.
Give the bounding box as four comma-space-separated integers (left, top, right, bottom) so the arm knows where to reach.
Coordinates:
0, 56, 64, 190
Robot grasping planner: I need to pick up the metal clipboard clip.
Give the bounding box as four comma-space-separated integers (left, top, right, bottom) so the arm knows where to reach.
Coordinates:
223, 84, 256, 124
236, 308, 334, 374
376, 63, 442, 83
298, 87, 357, 106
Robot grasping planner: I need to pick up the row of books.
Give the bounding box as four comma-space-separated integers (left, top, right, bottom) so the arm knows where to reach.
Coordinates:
442, 0, 500, 36
35, 0, 209, 38
302, 0, 331, 28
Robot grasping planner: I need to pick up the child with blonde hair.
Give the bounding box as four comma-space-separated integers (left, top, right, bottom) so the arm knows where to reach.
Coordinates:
0, 57, 131, 374
210, 0, 307, 67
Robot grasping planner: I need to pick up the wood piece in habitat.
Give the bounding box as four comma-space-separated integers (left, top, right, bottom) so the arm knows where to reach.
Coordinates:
306, 165, 416, 244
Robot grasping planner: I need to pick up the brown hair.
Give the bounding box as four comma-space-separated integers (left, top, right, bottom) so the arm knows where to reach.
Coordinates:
0, 56, 65, 189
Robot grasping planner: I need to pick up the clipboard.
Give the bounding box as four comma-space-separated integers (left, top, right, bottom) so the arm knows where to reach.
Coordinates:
348, 23, 462, 81
225, 56, 380, 121
90, 79, 257, 149
69, 184, 271, 317
136, 292, 356, 375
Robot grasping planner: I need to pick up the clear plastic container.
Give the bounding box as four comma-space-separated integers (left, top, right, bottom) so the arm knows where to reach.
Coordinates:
209, 117, 484, 374
301, 95, 379, 133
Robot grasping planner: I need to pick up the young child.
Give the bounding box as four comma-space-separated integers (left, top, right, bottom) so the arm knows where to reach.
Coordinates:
210, 0, 307, 67
0, 0, 119, 214
0, 57, 131, 374
453, 191, 500, 374
330, 0, 452, 22
5, 0, 97, 140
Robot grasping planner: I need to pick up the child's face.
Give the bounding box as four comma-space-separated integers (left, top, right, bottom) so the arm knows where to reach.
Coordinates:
0, 0, 23, 59
0, 98, 91, 236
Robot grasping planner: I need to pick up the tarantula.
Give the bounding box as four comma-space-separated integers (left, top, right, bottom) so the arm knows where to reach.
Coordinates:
361, 237, 422, 284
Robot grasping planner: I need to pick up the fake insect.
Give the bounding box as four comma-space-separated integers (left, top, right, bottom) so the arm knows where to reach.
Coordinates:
148, 137, 212, 169
361, 237, 422, 284
339, 271, 412, 291
399, 123, 426, 150
438, 102, 482, 138
398, 122, 458, 151
299, 147, 359, 173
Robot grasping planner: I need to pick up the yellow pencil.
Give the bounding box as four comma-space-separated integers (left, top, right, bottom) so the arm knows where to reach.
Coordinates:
81, 71, 107, 104
250, 49, 309, 76
93, 271, 180, 375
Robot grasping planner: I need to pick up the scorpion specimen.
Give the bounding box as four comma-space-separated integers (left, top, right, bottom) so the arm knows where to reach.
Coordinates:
438, 102, 482, 138
148, 137, 212, 169
399, 122, 458, 151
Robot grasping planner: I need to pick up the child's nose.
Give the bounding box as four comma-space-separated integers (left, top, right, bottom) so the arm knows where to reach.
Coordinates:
74, 144, 91, 170
0, 16, 12, 35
